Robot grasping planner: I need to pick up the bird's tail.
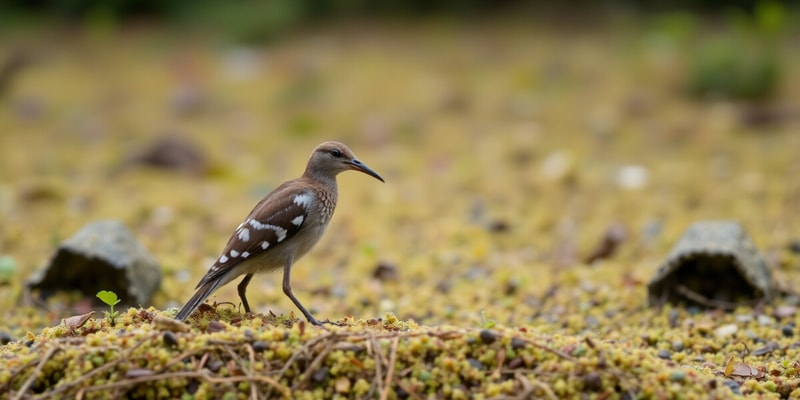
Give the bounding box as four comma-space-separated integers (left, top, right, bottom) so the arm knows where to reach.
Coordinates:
174, 280, 220, 321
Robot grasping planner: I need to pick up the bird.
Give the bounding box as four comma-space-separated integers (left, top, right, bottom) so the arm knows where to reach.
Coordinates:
175, 141, 384, 324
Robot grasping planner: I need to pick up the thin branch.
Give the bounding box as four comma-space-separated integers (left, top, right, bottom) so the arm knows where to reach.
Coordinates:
379, 337, 400, 400
12, 345, 59, 400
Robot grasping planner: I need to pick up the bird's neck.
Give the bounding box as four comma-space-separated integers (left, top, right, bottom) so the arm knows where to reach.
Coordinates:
302, 169, 338, 193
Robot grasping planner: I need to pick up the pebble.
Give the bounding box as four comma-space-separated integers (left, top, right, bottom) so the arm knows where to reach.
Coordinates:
758, 315, 775, 326
207, 321, 226, 333
671, 340, 685, 352
735, 314, 753, 323
615, 165, 649, 190
479, 329, 497, 344
540, 150, 575, 183
774, 305, 797, 319
467, 358, 485, 371
722, 379, 742, 395
669, 370, 686, 382
657, 349, 671, 360
511, 337, 527, 350
252, 341, 268, 352
334, 376, 351, 393
206, 358, 223, 373
715, 324, 738, 338
582, 371, 603, 391
162, 331, 179, 348
782, 325, 794, 338
372, 261, 399, 281
0, 331, 12, 345
311, 366, 329, 384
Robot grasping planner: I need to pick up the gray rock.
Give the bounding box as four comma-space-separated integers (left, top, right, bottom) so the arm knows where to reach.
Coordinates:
647, 221, 772, 309
26, 220, 161, 306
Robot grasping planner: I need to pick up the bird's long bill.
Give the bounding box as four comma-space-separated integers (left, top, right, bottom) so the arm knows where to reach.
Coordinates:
349, 159, 385, 182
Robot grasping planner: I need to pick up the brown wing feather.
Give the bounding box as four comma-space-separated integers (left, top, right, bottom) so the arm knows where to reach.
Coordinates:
195, 181, 310, 288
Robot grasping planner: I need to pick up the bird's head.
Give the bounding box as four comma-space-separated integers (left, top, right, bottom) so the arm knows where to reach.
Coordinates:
306, 141, 384, 182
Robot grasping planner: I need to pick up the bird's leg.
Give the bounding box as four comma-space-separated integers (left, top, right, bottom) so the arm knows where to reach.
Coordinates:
237, 273, 254, 314
282, 259, 322, 326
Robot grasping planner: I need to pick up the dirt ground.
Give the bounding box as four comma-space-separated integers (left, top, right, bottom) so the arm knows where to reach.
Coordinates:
1, 19, 800, 398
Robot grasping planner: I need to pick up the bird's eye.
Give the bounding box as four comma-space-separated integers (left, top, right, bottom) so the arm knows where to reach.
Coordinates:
330, 149, 343, 158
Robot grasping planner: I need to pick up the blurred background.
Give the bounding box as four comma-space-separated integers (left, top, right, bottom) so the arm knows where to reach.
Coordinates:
0, 0, 799, 333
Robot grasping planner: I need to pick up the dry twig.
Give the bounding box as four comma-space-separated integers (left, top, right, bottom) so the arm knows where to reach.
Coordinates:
12, 345, 59, 400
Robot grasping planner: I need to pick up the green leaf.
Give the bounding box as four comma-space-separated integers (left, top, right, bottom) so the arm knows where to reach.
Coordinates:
96, 290, 121, 306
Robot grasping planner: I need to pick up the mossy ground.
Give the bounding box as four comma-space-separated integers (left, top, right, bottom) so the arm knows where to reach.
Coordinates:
1, 19, 800, 398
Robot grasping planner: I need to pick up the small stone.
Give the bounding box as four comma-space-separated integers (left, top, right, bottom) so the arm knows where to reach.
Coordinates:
615, 165, 649, 190
774, 306, 797, 319
723, 379, 742, 395
782, 325, 794, 338
507, 357, 524, 369
668, 309, 679, 328
486, 219, 510, 233
715, 324, 738, 338
789, 240, 800, 254
372, 261, 399, 282
127, 135, 208, 175
163, 331, 179, 348
758, 315, 776, 326
540, 150, 576, 183
467, 358, 484, 371
583, 371, 603, 391
207, 321, 226, 333
334, 377, 351, 393
311, 366, 328, 384
479, 329, 497, 344
0, 331, 12, 345
670, 370, 686, 382
511, 337, 527, 350
252, 341, 268, 352
671, 340, 685, 352
206, 358, 223, 373
735, 314, 753, 323
657, 349, 671, 360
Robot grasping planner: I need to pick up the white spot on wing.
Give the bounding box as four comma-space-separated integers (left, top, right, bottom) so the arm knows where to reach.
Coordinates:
238, 228, 250, 242
219, 255, 229, 263
293, 193, 312, 209
242, 251, 250, 258
261, 241, 269, 250
230, 250, 240, 258
292, 215, 304, 226
248, 219, 287, 242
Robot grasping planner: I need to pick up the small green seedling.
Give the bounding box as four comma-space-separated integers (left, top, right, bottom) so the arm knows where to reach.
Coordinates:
96, 290, 121, 327
479, 310, 496, 329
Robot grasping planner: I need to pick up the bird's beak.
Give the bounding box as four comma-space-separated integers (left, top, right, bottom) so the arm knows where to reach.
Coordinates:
348, 159, 385, 182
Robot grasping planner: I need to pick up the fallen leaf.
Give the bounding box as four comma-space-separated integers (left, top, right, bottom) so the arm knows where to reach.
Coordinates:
62, 311, 95, 329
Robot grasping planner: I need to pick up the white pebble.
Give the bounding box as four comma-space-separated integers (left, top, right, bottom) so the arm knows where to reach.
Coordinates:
615, 165, 649, 190
715, 324, 738, 338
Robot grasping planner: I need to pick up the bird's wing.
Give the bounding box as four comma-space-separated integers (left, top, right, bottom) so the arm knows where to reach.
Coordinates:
195, 182, 312, 288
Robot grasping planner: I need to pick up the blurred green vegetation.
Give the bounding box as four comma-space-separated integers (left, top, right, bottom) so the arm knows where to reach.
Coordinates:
648, 0, 790, 102
686, 1, 787, 101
